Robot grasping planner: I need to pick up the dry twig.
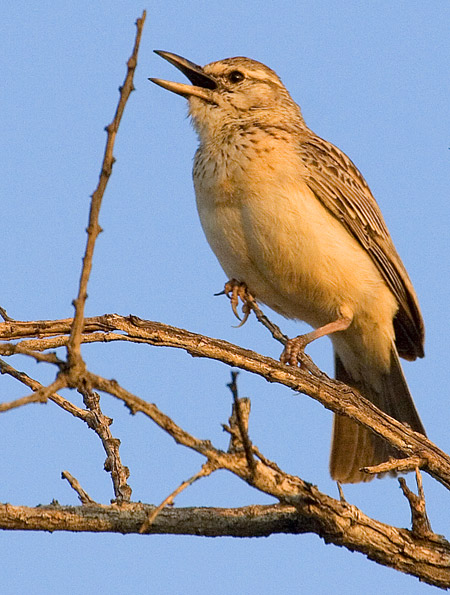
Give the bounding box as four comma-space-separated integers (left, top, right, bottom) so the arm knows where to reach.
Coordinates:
66, 10, 146, 373
62, 471, 97, 505
0, 306, 14, 322
399, 468, 434, 540
2, 314, 449, 490
139, 463, 215, 533
364, 456, 428, 476
226, 372, 256, 474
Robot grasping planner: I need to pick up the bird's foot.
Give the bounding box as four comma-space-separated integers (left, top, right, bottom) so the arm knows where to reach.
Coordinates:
280, 313, 353, 367
280, 335, 310, 366
223, 279, 251, 327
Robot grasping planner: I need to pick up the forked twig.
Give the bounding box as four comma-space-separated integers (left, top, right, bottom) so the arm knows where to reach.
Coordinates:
399, 467, 434, 539
0, 359, 87, 420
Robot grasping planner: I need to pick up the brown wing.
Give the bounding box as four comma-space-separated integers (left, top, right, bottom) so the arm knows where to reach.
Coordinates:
300, 133, 424, 360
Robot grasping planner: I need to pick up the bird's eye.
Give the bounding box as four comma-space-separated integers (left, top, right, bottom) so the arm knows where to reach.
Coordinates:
228, 70, 245, 84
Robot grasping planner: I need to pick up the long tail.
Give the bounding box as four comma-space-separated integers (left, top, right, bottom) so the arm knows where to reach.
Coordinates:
329, 348, 425, 483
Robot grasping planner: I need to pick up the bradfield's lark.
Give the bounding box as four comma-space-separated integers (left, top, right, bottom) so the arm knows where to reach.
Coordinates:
150, 51, 425, 483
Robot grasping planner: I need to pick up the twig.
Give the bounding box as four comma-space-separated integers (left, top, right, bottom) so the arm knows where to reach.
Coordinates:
89, 371, 213, 456
0, 306, 14, 322
227, 372, 256, 475
252, 445, 285, 474
13, 376, 67, 406
139, 463, 215, 533
0, 392, 46, 413
66, 10, 146, 372
1, 359, 131, 503
364, 456, 428, 476
399, 468, 434, 539
244, 294, 327, 376
1, 345, 449, 585
0, 358, 88, 420
0, 342, 64, 365
244, 293, 288, 346
62, 471, 97, 505
2, 314, 450, 489
337, 482, 347, 503
77, 380, 132, 504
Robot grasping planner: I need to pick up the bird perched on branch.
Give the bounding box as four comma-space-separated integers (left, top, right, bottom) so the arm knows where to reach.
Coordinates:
150, 51, 425, 483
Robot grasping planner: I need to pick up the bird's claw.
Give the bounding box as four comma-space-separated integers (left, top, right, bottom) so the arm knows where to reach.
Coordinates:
223, 279, 251, 327
280, 335, 309, 367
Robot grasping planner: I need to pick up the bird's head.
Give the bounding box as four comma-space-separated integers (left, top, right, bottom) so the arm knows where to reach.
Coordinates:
150, 51, 303, 141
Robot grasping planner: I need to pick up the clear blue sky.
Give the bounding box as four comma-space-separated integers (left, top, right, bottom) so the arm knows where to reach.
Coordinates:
1, 2, 449, 593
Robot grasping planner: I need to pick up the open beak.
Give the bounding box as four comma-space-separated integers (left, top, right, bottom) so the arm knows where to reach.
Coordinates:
149, 50, 217, 101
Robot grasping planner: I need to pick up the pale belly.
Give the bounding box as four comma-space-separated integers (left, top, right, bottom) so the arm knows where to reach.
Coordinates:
199, 177, 393, 313
194, 160, 399, 378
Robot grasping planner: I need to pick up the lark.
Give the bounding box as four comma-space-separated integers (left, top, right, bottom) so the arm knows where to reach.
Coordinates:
150, 51, 425, 483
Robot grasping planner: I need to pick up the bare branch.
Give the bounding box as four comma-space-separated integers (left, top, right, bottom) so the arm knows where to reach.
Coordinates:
66, 10, 146, 371
226, 372, 256, 474
139, 463, 215, 533
243, 292, 288, 346
77, 380, 132, 504
0, 306, 14, 322
0, 358, 130, 503
88, 372, 215, 458
231, 291, 326, 376
62, 471, 97, 505
0, 500, 449, 588
80, 370, 450, 587
17, 376, 67, 406
399, 468, 434, 539
1, 314, 450, 489
0, 358, 88, 420
0, 392, 46, 413
364, 456, 428, 476
0, 342, 63, 365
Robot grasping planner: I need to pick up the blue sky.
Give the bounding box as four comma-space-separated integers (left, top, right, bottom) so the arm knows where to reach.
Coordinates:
1, 2, 449, 593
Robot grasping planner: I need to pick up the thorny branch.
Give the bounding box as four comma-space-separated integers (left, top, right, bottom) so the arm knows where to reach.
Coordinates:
2, 314, 450, 490
0, 12, 146, 506
4, 343, 450, 586
1, 377, 450, 588
66, 10, 146, 373
77, 380, 131, 503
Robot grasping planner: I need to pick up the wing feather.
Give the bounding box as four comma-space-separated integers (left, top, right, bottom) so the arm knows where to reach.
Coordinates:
300, 134, 424, 360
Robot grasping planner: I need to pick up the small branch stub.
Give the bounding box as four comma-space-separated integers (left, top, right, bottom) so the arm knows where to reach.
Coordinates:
62, 471, 97, 505
227, 372, 256, 475
363, 456, 428, 476
399, 468, 434, 539
139, 463, 214, 534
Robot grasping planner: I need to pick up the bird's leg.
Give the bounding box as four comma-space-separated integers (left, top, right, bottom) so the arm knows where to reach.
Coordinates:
222, 279, 252, 327
281, 312, 352, 366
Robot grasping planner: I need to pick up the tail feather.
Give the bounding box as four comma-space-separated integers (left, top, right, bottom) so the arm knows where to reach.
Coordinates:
329, 349, 425, 484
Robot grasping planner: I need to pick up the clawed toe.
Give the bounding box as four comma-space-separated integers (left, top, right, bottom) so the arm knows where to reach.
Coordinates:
280, 336, 308, 366
223, 279, 252, 326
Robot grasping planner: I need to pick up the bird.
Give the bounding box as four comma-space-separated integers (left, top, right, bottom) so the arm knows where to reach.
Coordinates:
150, 50, 425, 483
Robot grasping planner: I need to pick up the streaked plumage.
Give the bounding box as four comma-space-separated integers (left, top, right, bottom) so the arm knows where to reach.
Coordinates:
151, 51, 425, 482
